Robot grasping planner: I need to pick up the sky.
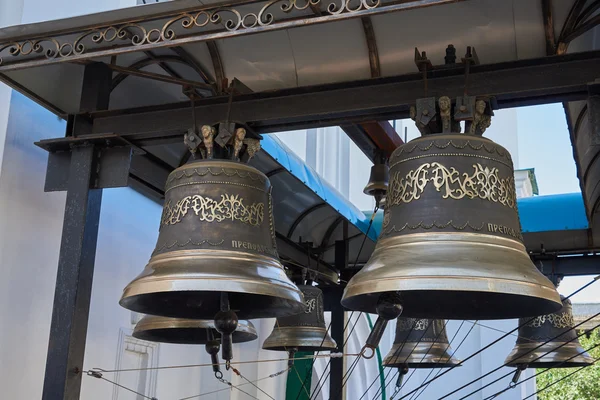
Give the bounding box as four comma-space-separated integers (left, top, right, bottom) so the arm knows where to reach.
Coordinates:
515, 103, 596, 303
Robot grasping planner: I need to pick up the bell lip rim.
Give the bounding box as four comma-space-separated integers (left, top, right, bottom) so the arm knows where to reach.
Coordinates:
134, 315, 256, 334
383, 342, 462, 368
120, 248, 305, 314
262, 327, 338, 352
341, 231, 562, 318
505, 342, 594, 367
341, 282, 562, 317
131, 328, 258, 345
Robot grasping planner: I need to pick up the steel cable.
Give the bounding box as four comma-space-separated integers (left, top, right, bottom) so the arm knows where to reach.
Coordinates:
409, 320, 468, 400
309, 207, 378, 400
359, 320, 419, 400
442, 311, 600, 400
398, 275, 600, 400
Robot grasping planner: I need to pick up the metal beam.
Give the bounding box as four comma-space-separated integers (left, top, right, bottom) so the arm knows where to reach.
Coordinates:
535, 255, 600, 277
41, 62, 110, 400
90, 50, 600, 142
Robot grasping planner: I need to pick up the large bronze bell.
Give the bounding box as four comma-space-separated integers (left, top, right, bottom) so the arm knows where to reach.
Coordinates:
383, 318, 460, 368
133, 315, 258, 344
263, 285, 337, 352
343, 96, 561, 320
120, 126, 304, 320
505, 295, 593, 368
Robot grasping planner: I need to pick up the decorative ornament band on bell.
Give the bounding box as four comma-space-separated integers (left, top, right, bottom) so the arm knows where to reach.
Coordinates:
505, 295, 594, 368
383, 318, 461, 368
119, 132, 305, 320
133, 315, 258, 345
263, 285, 337, 352
342, 96, 561, 320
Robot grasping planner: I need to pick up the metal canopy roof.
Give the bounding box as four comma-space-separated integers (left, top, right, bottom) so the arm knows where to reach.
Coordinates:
0, 0, 584, 117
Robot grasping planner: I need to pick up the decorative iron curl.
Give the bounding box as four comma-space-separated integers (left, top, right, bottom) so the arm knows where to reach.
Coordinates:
0, 0, 383, 65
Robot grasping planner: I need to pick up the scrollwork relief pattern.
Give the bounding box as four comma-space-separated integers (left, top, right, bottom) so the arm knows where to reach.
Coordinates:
396, 318, 429, 331
0, 0, 381, 66
387, 162, 517, 210
526, 312, 575, 329
161, 194, 264, 227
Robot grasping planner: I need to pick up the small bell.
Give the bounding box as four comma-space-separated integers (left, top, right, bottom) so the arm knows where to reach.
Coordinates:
263, 285, 337, 353
363, 160, 389, 207
133, 315, 258, 377
133, 315, 258, 344
384, 318, 461, 368
505, 295, 593, 368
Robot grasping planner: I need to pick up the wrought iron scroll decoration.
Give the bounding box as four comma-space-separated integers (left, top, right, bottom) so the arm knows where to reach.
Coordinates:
0, 0, 381, 66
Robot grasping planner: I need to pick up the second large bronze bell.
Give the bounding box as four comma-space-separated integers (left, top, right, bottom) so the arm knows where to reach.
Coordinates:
263, 285, 337, 352
120, 130, 304, 320
505, 296, 593, 368
384, 318, 460, 368
342, 96, 561, 319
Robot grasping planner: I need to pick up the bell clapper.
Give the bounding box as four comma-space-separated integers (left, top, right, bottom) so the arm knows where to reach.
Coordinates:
511, 364, 528, 387
205, 328, 222, 377
288, 347, 298, 369
214, 293, 239, 369
364, 292, 403, 355
396, 365, 410, 388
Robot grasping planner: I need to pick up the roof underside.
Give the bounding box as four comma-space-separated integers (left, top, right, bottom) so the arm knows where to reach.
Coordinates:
0, 0, 585, 116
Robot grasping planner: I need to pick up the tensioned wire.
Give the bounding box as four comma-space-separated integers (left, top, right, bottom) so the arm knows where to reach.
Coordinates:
411, 320, 473, 400
358, 319, 420, 400
368, 319, 450, 400
377, 320, 450, 400
397, 274, 600, 400
433, 308, 600, 399
308, 206, 379, 400
523, 357, 599, 400
434, 310, 600, 400
483, 341, 600, 400
458, 324, 600, 400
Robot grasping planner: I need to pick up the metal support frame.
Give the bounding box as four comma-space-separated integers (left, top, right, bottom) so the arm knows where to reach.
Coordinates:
90, 50, 600, 141
41, 63, 114, 400
330, 223, 349, 400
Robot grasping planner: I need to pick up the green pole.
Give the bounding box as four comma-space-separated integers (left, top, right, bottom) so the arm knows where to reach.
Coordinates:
366, 313, 387, 400
286, 351, 314, 400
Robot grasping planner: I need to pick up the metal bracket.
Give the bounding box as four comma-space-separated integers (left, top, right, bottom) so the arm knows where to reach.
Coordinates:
36, 133, 133, 192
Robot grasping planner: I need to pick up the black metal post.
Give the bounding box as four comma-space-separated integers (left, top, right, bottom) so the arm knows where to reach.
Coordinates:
330, 234, 349, 400
42, 62, 111, 400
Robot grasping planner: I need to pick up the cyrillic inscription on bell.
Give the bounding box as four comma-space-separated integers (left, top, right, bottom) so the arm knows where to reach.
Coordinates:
384, 318, 460, 368
133, 315, 258, 345
505, 296, 593, 368
263, 285, 337, 352
342, 96, 561, 320
120, 125, 304, 321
